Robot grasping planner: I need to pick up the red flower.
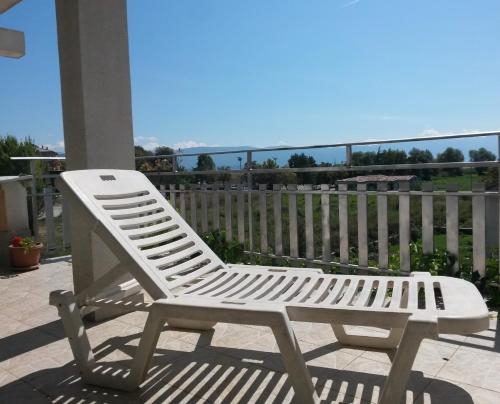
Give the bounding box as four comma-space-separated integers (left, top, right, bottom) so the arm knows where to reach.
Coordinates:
11, 236, 23, 247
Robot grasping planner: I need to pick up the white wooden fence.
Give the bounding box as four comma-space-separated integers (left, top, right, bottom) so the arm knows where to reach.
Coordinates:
35, 181, 498, 277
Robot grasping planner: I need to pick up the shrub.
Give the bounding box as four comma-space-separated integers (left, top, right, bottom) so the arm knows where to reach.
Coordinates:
201, 230, 245, 264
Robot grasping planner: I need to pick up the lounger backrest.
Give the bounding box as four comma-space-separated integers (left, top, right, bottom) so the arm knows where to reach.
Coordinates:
60, 169, 227, 298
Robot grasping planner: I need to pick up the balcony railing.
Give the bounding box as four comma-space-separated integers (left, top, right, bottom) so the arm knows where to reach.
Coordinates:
11, 130, 500, 278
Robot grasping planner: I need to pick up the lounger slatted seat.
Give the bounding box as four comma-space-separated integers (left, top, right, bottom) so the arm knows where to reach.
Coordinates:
50, 169, 489, 404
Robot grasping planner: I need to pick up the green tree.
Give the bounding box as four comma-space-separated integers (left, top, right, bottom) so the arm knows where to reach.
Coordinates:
195, 154, 216, 171
469, 147, 496, 175
154, 146, 175, 156
134, 145, 153, 171
194, 154, 216, 182
437, 147, 464, 176
408, 148, 434, 180
351, 148, 408, 176
153, 146, 177, 172
351, 151, 377, 166
0, 135, 37, 175
375, 149, 408, 175
288, 153, 316, 184
254, 158, 281, 184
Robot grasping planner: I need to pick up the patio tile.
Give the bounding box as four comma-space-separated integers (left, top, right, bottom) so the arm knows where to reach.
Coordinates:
0, 378, 49, 403
0, 368, 16, 387
117, 310, 149, 328
437, 347, 500, 393
291, 321, 339, 346
419, 378, 500, 404
342, 356, 432, 403
361, 339, 457, 376
168, 326, 216, 347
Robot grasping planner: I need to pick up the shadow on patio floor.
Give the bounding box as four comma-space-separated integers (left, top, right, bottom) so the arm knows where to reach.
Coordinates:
0, 326, 476, 404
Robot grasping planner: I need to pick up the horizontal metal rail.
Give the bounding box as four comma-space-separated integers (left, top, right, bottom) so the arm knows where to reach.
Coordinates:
144, 160, 500, 177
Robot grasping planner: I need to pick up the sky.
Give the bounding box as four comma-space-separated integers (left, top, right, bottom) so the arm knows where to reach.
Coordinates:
1, 0, 500, 153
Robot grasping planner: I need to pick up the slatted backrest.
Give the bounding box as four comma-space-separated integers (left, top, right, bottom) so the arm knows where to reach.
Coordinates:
60, 169, 227, 298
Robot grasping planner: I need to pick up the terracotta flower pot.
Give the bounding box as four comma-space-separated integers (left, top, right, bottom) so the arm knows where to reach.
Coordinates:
9, 243, 43, 270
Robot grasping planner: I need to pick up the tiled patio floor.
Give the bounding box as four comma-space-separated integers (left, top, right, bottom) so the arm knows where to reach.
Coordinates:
1, 257, 500, 403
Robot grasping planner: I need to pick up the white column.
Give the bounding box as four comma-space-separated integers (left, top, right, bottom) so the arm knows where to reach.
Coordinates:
55, 0, 138, 316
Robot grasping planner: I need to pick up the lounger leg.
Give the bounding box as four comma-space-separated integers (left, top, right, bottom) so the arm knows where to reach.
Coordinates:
129, 305, 168, 386
331, 324, 403, 349
272, 314, 319, 404
378, 315, 437, 404
51, 290, 153, 391
49, 290, 96, 378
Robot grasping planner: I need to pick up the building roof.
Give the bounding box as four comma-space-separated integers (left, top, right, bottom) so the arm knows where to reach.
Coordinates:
36, 145, 58, 157
338, 174, 417, 183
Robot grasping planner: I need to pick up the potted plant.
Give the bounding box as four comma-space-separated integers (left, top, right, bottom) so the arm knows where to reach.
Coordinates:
9, 236, 43, 270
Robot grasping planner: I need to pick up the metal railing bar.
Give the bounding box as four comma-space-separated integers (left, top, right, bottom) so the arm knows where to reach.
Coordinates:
142, 160, 500, 177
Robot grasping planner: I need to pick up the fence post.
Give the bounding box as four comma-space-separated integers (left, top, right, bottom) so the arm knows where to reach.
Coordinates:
304, 184, 314, 260
212, 183, 220, 230
259, 184, 268, 253
224, 183, 232, 242
43, 186, 56, 251
345, 144, 352, 165
246, 151, 254, 259
338, 183, 349, 266
421, 182, 434, 254
273, 184, 283, 256
357, 183, 368, 267
446, 184, 460, 274
377, 182, 389, 269
237, 184, 245, 244
190, 184, 198, 232
399, 181, 411, 273
472, 183, 486, 277
29, 160, 39, 239
321, 184, 331, 262
172, 155, 177, 173
288, 184, 299, 258
169, 184, 176, 208
201, 184, 208, 233
179, 184, 186, 219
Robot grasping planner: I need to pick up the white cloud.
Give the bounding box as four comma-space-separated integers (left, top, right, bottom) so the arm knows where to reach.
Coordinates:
173, 140, 208, 150
134, 136, 160, 151
418, 128, 480, 137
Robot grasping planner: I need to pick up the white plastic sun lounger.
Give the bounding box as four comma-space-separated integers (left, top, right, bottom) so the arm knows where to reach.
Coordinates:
50, 169, 489, 404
